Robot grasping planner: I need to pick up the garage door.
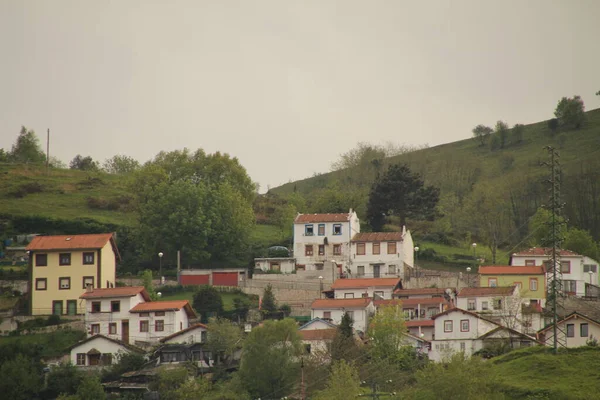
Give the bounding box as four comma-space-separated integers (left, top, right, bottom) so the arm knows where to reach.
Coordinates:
180, 274, 210, 286
212, 272, 238, 287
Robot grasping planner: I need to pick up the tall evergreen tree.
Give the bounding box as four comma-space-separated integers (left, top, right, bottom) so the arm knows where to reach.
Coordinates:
10, 126, 46, 164
261, 284, 277, 316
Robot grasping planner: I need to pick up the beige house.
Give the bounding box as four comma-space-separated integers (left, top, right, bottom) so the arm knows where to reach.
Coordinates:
27, 233, 120, 315
538, 312, 600, 348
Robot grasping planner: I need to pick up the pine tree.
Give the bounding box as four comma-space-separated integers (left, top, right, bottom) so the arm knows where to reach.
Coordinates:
261, 284, 277, 314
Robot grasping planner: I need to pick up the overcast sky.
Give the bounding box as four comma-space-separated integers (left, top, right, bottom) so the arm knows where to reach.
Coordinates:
1, 1, 599, 192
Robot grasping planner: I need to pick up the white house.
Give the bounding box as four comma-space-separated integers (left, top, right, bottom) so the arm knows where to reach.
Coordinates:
538, 312, 600, 348
254, 257, 296, 274
348, 227, 414, 278
298, 329, 337, 356
406, 320, 435, 341
456, 286, 523, 330
429, 308, 536, 362
511, 248, 599, 297
128, 300, 197, 346
294, 210, 360, 275
311, 298, 375, 333
375, 297, 449, 320
160, 324, 208, 345
298, 317, 338, 331
69, 334, 144, 368
331, 277, 402, 300
394, 287, 450, 300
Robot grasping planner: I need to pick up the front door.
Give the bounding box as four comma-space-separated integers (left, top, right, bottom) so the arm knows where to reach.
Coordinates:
67, 300, 77, 315
122, 320, 129, 344
52, 300, 63, 315
373, 265, 381, 278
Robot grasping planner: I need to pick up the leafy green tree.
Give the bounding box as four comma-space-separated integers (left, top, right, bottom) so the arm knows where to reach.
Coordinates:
43, 363, 83, 399
193, 286, 223, 323
0, 354, 43, 400
564, 228, 599, 260
74, 376, 105, 400
238, 319, 302, 399
10, 126, 46, 164
528, 208, 567, 248
69, 154, 99, 171
512, 123, 525, 144
313, 360, 361, 400
367, 304, 409, 362
367, 164, 440, 229
206, 317, 244, 368
489, 132, 501, 151
554, 95, 586, 129
103, 155, 140, 174
150, 367, 188, 400
331, 312, 361, 362
472, 124, 493, 146
232, 296, 251, 321
272, 202, 297, 239
495, 120, 510, 149
101, 351, 146, 383
261, 283, 277, 315
48, 156, 66, 168
0, 148, 10, 162
172, 378, 212, 400
140, 269, 157, 300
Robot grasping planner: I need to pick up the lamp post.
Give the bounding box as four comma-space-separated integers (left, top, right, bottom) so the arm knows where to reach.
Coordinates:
158, 252, 164, 278
330, 260, 336, 282
414, 246, 420, 287
318, 276, 324, 299
466, 267, 472, 288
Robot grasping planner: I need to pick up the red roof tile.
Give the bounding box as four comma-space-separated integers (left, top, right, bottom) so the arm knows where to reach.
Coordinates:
130, 300, 189, 312
458, 286, 516, 297
159, 323, 208, 343
479, 265, 545, 275
394, 288, 448, 296
351, 232, 403, 242
374, 298, 447, 308
26, 233, 121, 260
311, 298, 372, 309
295, 213, 351, 223
298, 329, 337, 341
332, 278, 401, 289
405, 320, 434, 327
512, 247, 579, 257
80, 287, 151, 301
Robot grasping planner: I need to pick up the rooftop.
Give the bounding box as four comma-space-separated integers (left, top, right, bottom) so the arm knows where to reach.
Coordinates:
298, 329, 337, 341
458, 286, 516, 297
331, 278, 401, 290
405, 320, 435, 327
375, 297, 448, 307
80, 287, 151, 301
159, 323, 208, 343
394, 288, 448, 296
311, 298, 372, 309
351, 232, 403, 242
512, 247, 579, 257
479, 265, 545, 275
26, 233, 120, 259
295, 213, 352, 223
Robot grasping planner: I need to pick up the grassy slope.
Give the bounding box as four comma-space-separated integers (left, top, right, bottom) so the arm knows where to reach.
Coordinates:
0, 329, 86, 359
160, 290, 248, 311
0, 163, 135, 226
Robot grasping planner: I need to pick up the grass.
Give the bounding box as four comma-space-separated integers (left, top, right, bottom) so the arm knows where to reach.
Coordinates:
0, 329, 86, 359
160, 290, 250, 312
250, 224, 288, 248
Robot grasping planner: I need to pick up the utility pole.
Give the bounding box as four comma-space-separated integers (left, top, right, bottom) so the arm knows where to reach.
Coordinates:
46, 129, 50, 174
300, 358, 306, 400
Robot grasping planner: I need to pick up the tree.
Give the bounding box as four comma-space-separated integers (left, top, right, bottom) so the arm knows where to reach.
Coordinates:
367, 304, 410, 362
367, 164, 440, 230
140, 269, 157, 300
554, 95, 586, 129
261, 283, 277, 316
0, 354, 43, 400
69, 155, 99, 171
150, 367, 188, 400
103, 155, 140, 174
528, 207, 567, 248
206, 318, 244, 368
10, 126, 46, 164
238, 319, 302, 399
494, 120, 510, 149
48, 156, 67, 169
472, 125, 493, 147
564, 228, 599, 260
74, 376, 105, 400
172, 377, 212, 400
313, 360, 361, 400
272, 202, 297, 239
0, 148, 10, 162
511, 123, 525, 145
193, 286, 223, 323
44, 363, 83, 399
330, 312, 361, 362
101, 351, 146, 383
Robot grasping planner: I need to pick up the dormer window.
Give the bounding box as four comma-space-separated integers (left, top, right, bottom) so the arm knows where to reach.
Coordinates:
305, 225, 314, 236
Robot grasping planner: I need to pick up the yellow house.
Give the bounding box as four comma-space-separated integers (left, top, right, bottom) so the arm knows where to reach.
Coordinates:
27, 233, 120, 315
479, 265, 546, 306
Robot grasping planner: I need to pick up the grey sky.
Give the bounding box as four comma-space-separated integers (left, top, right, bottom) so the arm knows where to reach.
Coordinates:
1, 1, 599, 192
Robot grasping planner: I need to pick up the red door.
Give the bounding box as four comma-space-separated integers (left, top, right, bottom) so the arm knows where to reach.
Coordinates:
180, 274, 210, 285
212, 272, 238, 287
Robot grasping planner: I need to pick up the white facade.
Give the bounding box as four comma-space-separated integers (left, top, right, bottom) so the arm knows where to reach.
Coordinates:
511, 249, 599, 297
254, 258, 296, 274
161, 324, 208, 345
332, 282, 399, 300
129, 307, 190, 345
311, 298, 375, 333
294, 211, 360, 273
539, 313, 600, 348
456, 287, 523, 331
298, 318, 338, 331
69, 335, 141, 367
406, 321, 435, 341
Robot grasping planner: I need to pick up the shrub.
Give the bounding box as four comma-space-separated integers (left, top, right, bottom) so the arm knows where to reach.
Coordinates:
499, 154, 515, 171
46, 314, 61, 326
8, 182, 45, 198
547, 118, 559, 132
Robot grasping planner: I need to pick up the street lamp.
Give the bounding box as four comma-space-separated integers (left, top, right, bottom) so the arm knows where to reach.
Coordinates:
318, 276, 324, 299
158, 252, 164, 278
466, 267, 472, 287
330, 260, 336, 282
414, 246, 420, 286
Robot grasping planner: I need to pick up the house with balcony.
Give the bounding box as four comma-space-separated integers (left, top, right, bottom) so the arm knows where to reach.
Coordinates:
479, 265, 546, 307
348, 228, 414, 279
155, 324, 215, 367
27, 233, 120, 315
69, 334, 144, 368
456, 286, 522, 330
538, 312, 600, 348
331, 277, 402, 300
510, 248, 599, 297
310, 298, 375, 333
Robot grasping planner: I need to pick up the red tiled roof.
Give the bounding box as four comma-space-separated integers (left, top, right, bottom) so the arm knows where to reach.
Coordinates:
405, 320, 434, 327
374, 298, 447, 307
26, 233, 121, 260
80, 287, 151, 301
351, 232, 403, 242
159, 323, 208, 343
331, 278, 401, 289
512, 247, 579, 257
130, 300, 197, 319
311, 298, 372, 309
295, 213, 351, 223
394, 288, 448, 296
458, 286, 516, 297
298, 329, 337, 341
479, 265, 545, 275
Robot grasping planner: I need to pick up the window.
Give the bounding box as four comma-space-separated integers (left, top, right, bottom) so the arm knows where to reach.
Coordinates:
161, 352, 180, 363
323, 311, 331, 319
305, 245, 313, 256
444, 320, 453, 332
566, 323, 575, 337
304, 343, 312, 354
155, 320, 164, 332
488, 278, 498, 287
316, 263, 324, 270
563, 280, 577, 294
357, 266, 365, 276
584, 264, 598, 273
493, 298, 502, 310
82, 276, 94, 289
356, 243, 366, 255
346, 311, 354, 320
35, 278, 47, 291
560, 261, 571, 274
101, 353, 113, 365
91, 324, 100, 335
59, 277, 71, 290
192, 351, 202, 361
481, 301, 489, 310
35, 254, 48, 266
388, 265, 396, 275
318, 224, 325, 236
76, 353, 86, 366
333, 244, 342, 255
374, 291, 384, 299
427, 307, 438, 317
111, 301, 120, 312
467, 299, 476, 311
514, 282, 522, 290
140, 321, 149, 332
83, 252, 95, 265
305, 224, 314, 236
344, 293, 355, 299
581, 323, 589, 337
109, 323, 117, 334
460, 342, 466, 351
318, 245, 325, 256
333, 224, 342, 235
529, 278, 538, 291
59, 253, 71, 266
372, 242, 380, 255
155, 311, 166, 317
91, 301, 101, 313
525, 260, 536, 266
461, 319, 470, 332
140, 312, 150, 317
387, 242, 397, 254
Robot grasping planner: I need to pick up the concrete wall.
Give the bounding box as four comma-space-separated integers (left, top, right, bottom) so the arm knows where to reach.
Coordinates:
406, 268, 474, 291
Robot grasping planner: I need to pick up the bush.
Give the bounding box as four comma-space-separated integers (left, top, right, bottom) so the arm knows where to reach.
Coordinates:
7, 182, 45, 198
547, 118, 559, 132
46, 314, 61, 326
499, 154, 515, 171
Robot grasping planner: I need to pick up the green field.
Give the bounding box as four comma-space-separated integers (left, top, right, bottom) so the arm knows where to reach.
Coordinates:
0, 329, 86, 359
